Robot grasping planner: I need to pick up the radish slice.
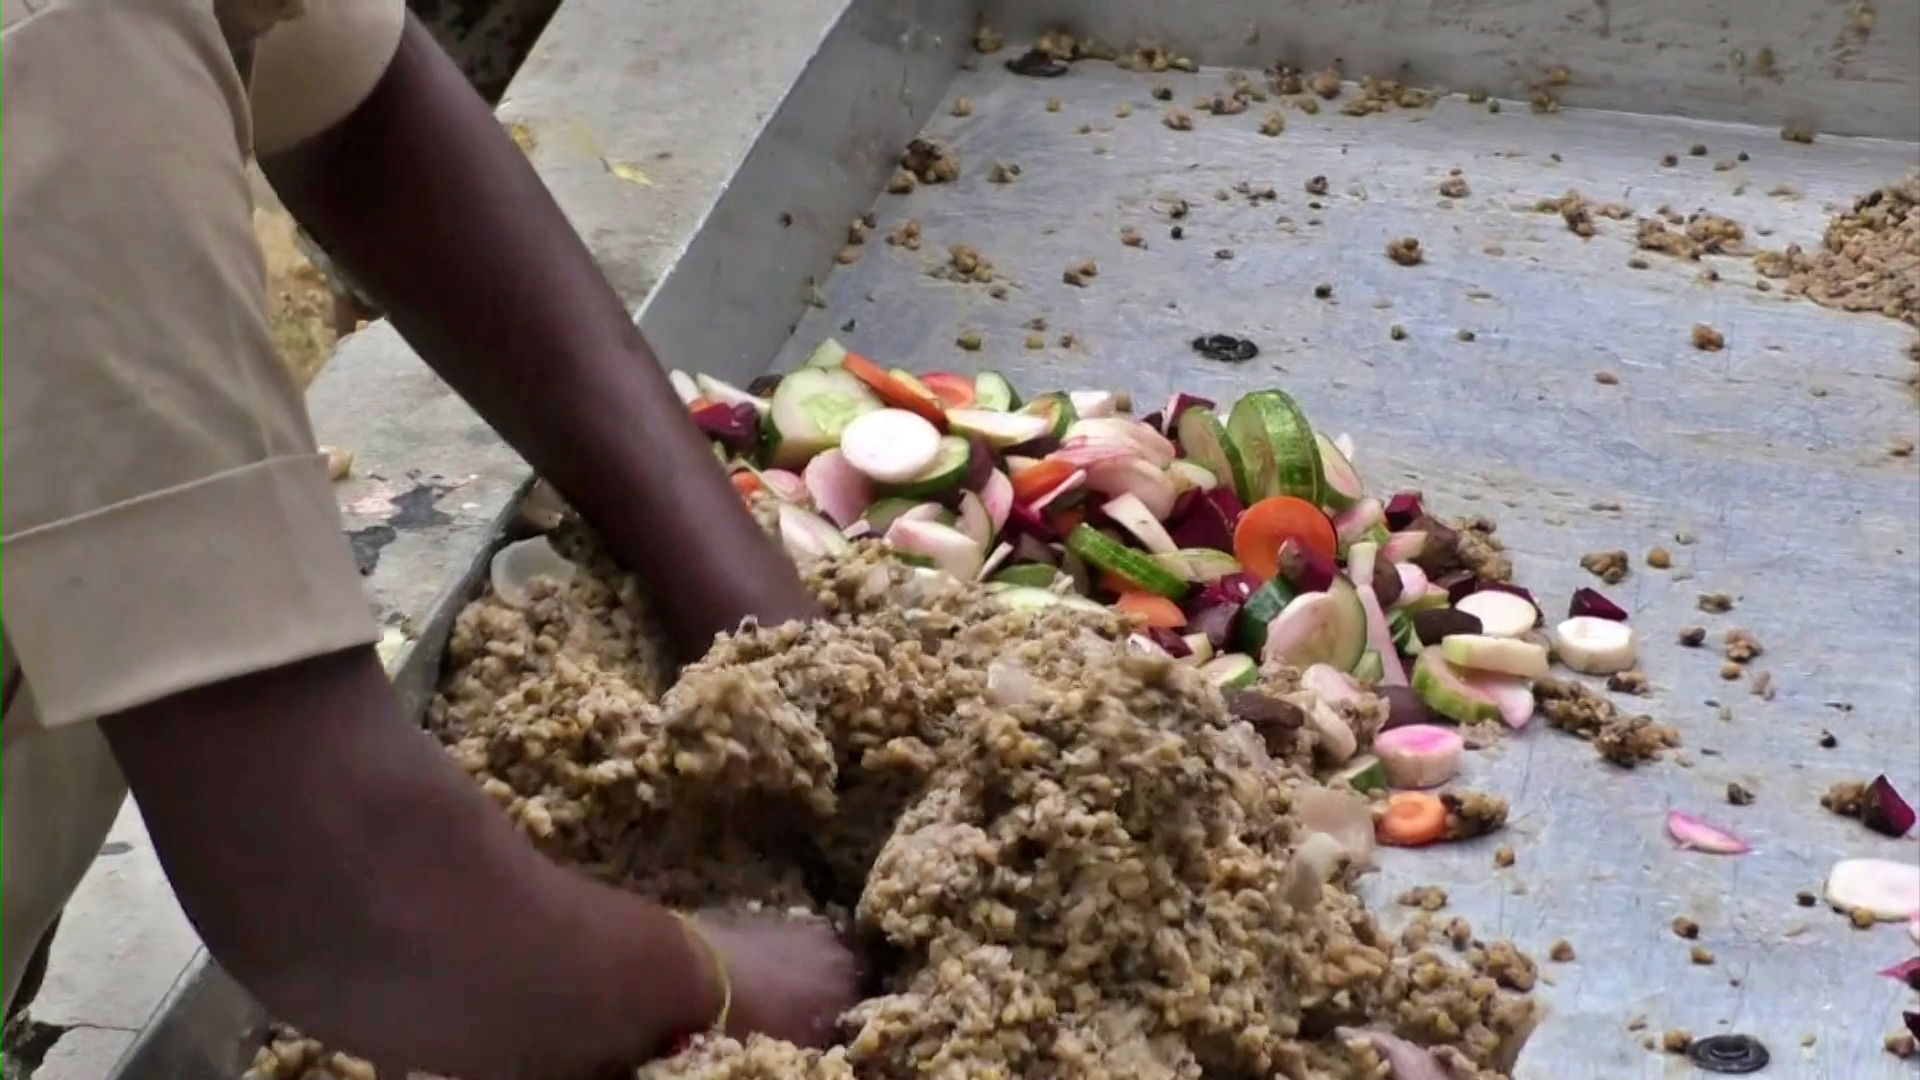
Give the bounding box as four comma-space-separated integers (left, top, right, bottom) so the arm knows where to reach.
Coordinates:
1665, 810, 1751, 855
1333, 432, 1357, 461
668, 369, 701, 406
1909, 911, 1919, 944
1373, 724, 1465, 789
900, 502, 945, 523
1456, 590, 1537, 638
1302, 663, 1365, 705
802, 449, 873, 527
1380, 530, 1427, 564
1012, 533, 1054, 565
1462, 670, 1536, 729
1355, 583, 1410, 686
1085, 457, 1177, 520
1553, 616, 1638, 674
885, 517, 986, 580
1333, 498, 1385, 547
979, 541, 1014, 580
1068, 390, 1119, 418
843, 520, 874, 540
490, 536, 577, 609
955, 491, 993, 548
980, 470, 1013, 534
1825, 858, 1920, 920
1439, 634, 1549, 678
1066, 418, 1176, 466
1054, 436, 1138, 470
840, 408, 942, 483
1284, 830, 1348, 909
1393, 563, 1431, 603
759, 468, 807, 503
946, 409, 1052, 449
1166, 460, 1219, 493
1294, 785, 1377, 869
778, 503, 851, 563
1102, 493, 1179, 554
1028, 468, 1087, 512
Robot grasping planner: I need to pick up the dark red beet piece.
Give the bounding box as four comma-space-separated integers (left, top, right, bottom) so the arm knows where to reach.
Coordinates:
1005, 502, 1057, 541
1006, 434, 1063, 458
1169, 494, 1237, 553
1201, 485, 1246, 522
1140, 410, 1167, 436
1879, 958, 1920, 991
690, 402, 761, 452
1370, 558, 1403, 609
1146, 627, 1193, 658
1905, 1011, 1919, 1041
1862, 774, 1916, 838
1568, 587, 1629, 622
1410, 608, 1482, 646
1167, 488, 1203, 524
1164, 393, 1216, 433
1408, 513, 1463, 576
1435, 570, 1477, 604
1196, 572, 1261, 610
1184, 603, 1240, 650
1277, 538, 1336, 593
961, 437, 998, 492
1378, 686, 1441, 730
746, 373, 784, 398
1384, 490, 1425, 531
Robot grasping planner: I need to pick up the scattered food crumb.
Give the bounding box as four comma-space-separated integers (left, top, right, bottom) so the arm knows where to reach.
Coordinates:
1446, 917, 1473, 949
320, 445, 353, 482
1714, 157, 1738, 172
1386, 237, 1425, 266
1727, 782, 1755, 806
1439, 174, 1470, 198
1062, 259, 1098, 287
1024, 332, 1045, 350
1851, 907, 1878, 930
1818, 729, 1838, 749
1579, 549, 1629, 584
1215, 247, 1235, 260
1723, 629, 1763, 664
1889, 438, 1915, 458
899, 137, 960, 184
1691, 324, 1726, 351
1645, 546, 1671, 569
886, 169, 917, 194
1594, 371, 1619, 385
1441, 790, 1509, 840
955, 330, 981, 351
988, 160, 1021, 183
1314, 283, 1334, 299
1114, 101, 1132, 118
1119, 225, 1145, 248
1664, 1029, 1693, 1053
1801, 1033, 1817, 1048
1150, 85, 1172, 101
1697, 592, 1734, 614
1606, 670, 1650, 696
1456, 329, 1477, 342
1661, 153, 1679, 167
1389, 324, 1408, 341
835, 246, 861, 265
1549, 939, 1575, 962
1690, 143, 1708, 156
1690, 945, 1715, 965
950, 97, 973, 117
1304, 175, 1330, 196
1627, 256, 1650, 269
1494, 845, 1515, 868
1169, 225, 1184, 240
1781, 120, 1816, 143
1671, 915, 1700, 940
1796, 890, 1817, 907
1259, 110, 1284, 136
1719, 661, 1744, 681
1397, 885, 1451, 911
1163, 108, 1193, 130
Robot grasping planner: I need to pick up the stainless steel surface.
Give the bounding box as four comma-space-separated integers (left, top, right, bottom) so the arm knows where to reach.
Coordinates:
108, 955, 263, 1080
122, 0, 1919, 1075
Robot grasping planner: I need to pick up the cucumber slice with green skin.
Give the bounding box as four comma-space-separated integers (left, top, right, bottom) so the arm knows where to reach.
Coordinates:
1066, 524, 1189, 600
1410, 650, 1503, 724
767, 368, 882, 468
1336, 754, 1388, 794
878, 436, 973, 498
1388, 608, 1423, 655
992, 564, 1064, 589
974, 371, 1020, 411
804, 338, 849, 370
1314, 431, 1364, 511
861, 497, 929, 532
1352, 649, 1385, 683
1152, 548, 1244, 583
1228, 391, 1322, 503
1199, 653, 1259, 689
947, 409, 1053, 449
1260, 577, 1368, 672
1176, 407, 1252, 503
1019, 393, 1078, 441
1439, 634, 1549, 678
1232, 578, 1298, 655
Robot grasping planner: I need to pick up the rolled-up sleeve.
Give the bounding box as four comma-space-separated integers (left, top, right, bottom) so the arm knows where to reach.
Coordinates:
247, 0, 407, 156
1, 0, 379, 728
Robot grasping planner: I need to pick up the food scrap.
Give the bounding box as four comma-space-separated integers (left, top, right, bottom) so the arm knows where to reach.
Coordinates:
1691, 324, 1726, 351
1386, 237, 1425, 266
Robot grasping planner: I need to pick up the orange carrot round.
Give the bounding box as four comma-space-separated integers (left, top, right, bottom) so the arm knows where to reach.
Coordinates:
1377, 792, 1448, 846
1234, 496, 1338, 581
730, 471, 765, 499
920, 372, 977, 409
1010, 458, 1077, 504
1115, 592, 1187, 629
839, 353, 948, 427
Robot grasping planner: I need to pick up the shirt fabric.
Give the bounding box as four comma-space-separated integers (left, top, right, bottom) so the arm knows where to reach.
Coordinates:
1, 0, 403, 1015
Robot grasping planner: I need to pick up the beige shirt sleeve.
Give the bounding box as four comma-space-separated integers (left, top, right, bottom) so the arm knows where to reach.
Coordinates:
1, 0, 380, 728
246, 0, 407, 156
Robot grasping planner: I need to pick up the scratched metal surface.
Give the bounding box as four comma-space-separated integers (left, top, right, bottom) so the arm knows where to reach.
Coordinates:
771, 60, 1920, 1078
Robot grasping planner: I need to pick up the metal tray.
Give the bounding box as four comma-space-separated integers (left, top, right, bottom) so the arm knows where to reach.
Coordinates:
113, 0, 1919, 1077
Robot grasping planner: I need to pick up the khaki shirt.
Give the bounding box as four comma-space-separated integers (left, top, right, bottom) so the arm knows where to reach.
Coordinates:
2, 0, 403, 1014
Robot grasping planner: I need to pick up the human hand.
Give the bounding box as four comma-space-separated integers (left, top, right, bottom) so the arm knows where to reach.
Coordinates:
691, 911, 861, 1048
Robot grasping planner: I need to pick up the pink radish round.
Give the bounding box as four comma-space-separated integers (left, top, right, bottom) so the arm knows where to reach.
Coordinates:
980, 469, 1013, 533
1085, 457, 1176, 520
1372, 724, 1465, 789
803, 449, 873, 527
885, 517, 985, 580
759, 469, 807, 503
1461, 670, 1537, 729
839, 408, 941, 483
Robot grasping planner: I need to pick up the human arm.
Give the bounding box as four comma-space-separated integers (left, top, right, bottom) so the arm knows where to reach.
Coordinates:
258, 13, 818, 663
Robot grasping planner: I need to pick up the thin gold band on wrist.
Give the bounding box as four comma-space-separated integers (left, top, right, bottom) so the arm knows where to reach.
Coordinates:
671, 911, 732, 1034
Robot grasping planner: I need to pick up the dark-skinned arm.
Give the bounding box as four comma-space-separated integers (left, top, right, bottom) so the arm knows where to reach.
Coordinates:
261, 15, 818, 662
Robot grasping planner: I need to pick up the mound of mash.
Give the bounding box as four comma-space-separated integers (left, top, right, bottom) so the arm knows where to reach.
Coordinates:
250, 504, 1537, 1080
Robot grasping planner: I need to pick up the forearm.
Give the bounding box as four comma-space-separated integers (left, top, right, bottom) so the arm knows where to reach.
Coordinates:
261, 16, 816, 658
104, 648, 717, 1078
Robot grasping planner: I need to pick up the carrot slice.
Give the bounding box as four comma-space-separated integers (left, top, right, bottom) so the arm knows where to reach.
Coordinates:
686, 396, 716, 412
1233, 496, 1338, 582
1048, 506, 1086, 537
920, 372, 977, 409
731, 471, 765, 498
1011, 459, 1077, 504
1098, 569, 1146, 596
1377, 792, 1448, 846
1116, 592, 1186, 629
840, 352, 948, 427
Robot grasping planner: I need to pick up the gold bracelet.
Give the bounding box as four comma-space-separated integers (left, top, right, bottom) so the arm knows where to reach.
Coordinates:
671, 911, 732, 1034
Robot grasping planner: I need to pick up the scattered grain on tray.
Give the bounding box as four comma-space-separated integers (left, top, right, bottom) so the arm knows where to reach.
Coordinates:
1386, 237, 1425, 266
1579, 549, 1629, 584
1690, 143, 1708, 156
1851, 907, 1879, 930
1726, 782, 1755, 806
986, 160, 1021, 184
1606, 670, 1649, 696
1641, 546, 1672, 570
1493, 845, 1515, 868
1818, 729, 1839, 748
970, 17, 1001, 53
1752, 175, 1919, 325
1169, 224, 1184, 240
1671, 916, 1700, 940
1441, 790, 1509, 841
1821, 778, 1874, 823
1150, 84, 1172, 101
1162, 107, 1193, 130
1215, 247, 1236, 260
1062, 259, 1098, 287
1890, 438, 1916, 458
1390, 324, 1408, 341
1717, 661, 1744, 681
835, 246, 861, 265
1689, 945, 1716, 966
898, 137, 959, 184
987, 284, 1008, 300
1438, 174, 1471, 199
1722, 629, 1763, 664
1457, 329, 1476, 342
1663, 1029, 1693, 1053
1118, 225, 1145, 249
886, 218, 921, 250
942, 243, 996, 283
1023, 332, 1045, 350
1304, 174, 1330, 196
320, 445, 353, 482
1660, 153, 1679, 167
1888, 1032, 1919, 1059
954, 331, 981, 351
1534, 677, 1679, 766
1398, 885, 1451, 912
1043, 94, 1061, 113
1258, 110, 1285, 136
1696, 591, 1734, 614
1548, 940, 1575, 963
885, 169, 916, 195
1691, 324, 1726, 351
1593, 370, 1619, 386
1313, 283, 1334, 300
1781, 120, 1816, 143
846, 213, 874, 245
1057, 332, 1078, 349
948, 97, 973, 117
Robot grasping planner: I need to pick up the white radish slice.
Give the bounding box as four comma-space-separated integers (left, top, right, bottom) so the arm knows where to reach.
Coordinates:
840, 408, 941, 483
667, 369, 701, 405
980, 470, 1014, 534
1355, 582, 1410, 686
1439, 634, 1549, 678
1126, 633, 1170, 657
1028, 468, 1087, 512
1393, 563, 1431, 604
955, 491, 994, 548
759, 468, 807, 503
1456, 590, 1538, 638
1085, 457, 1177, 520
1373, 724, 1465, 789
802, 449, 873, 527
1166, 460, 1219, 493
1283, 830, 1347, 909
1302, 663, 1365, 706
1054, 435, 1139, 470
490, 536, 577, 609
1102, 493, 1179, 554
946, 408, 1052, 449
1461, 670, 1536, 729
1065, 418, 1176, 466
1293, 785, 1377, 869
1303, 697, 1358, 764
899, 502, 945, 523
1333, 497, 1385, 547
1554, 616, 1638, 675
1003, 454, 1041, 475
1824, 858, 1920, 921
694, 372, 771, 415
1380, 530, 1428, 564
843, 520, 874, 540
978, 541, 1014, 580
1332, 432, 1357, 461
778, 503, 851, 563
1068, 390, 1120, 418
885, 518, 985, 580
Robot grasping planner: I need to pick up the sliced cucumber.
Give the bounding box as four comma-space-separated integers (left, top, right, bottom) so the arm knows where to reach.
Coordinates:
947, 408, 1053, 449
1019, 393, 1078, 441
992, 564, 1064, 589
1351, 649, 1385, 683
767, 368, 882, 468
1200, 653, 1259, 689
879, 436, 973, 498
1439, 634, 1549, 678
696, 373, 771, 415
1176, 407, 1252, 503
1388, 608, 1423, 655
1261, 577, 1367, 672
1336, 754, 1388, 794
1152, 548, 1244, 583
993, 585, 1063, 612
804, 338, 849, 370
1232, 578, 1297, 655
1314, 431, 1364, 511
1066, 524, 1189, 600
1228, 391, 1322, 503
974, 371, 1020, 411
1411, 650, 1503, 725
861, 497, 929, 532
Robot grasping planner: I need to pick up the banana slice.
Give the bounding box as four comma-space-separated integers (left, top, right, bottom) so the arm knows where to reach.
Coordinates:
1553, 616, 1638, 674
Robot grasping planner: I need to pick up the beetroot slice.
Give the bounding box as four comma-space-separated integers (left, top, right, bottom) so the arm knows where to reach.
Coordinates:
1377, 685, 1440, 730
1004, 502, 1058, 541
1906, 1011, 1920, 1041
1184, 603, 1240, 650
1384, 490, 1425, 531
961, 437, 998, 493
1277, 539, 1337, 594
1434, 570, 1477, 604
1569, 586, 1629, 622
1164, 393, 1216, 434
1146, 627, 1193, 658
690, 402, 761, 452
1168, 489, 1239, 553
1863, 775, 1917, 838
1140, 410, 1167, 436
1196, 572, 1261, 610
1879, 957, 1920, 990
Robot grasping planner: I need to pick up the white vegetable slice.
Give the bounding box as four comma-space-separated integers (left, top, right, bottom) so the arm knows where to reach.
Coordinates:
978, 541, 1014, 580
1824, 858, 1920, 921
1439, 634, 1550, 678
695, 373, 770, 415
955, 491, 994, 548
490, 536, 577, 609
1373, 724, 1465, 789
946, 408, 1052, 449
1456, 590, 1538, 638
667, 369, 701, 406
802, 449, 873, 527
758, 468, 806, 502
778, 503, 851, 562
885, 518, 986, 580
1068, 390, 1119, 418
1302, 663, 1365, 706
1553, 616, 1638, 674
1065, 418, 1176, 466
1084, 457, 1177, 520
1293, 785, 1376, 869
840, 408, 942, 483
980, 470, 1013, 533
1101, 493, 1179, 554
1166, 460, 1219, 493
